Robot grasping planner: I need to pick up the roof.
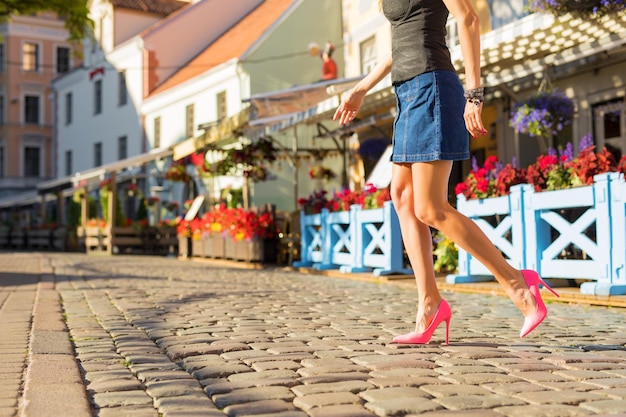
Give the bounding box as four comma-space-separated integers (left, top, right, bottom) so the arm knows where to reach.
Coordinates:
150, 0, 295, 96
111, 0, 189, 16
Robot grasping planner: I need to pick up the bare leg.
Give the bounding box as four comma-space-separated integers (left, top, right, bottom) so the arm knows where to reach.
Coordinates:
390, 163, 443, 333
410, 160, 537, 317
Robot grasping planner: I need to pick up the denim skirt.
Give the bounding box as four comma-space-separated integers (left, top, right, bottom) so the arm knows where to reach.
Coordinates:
391, 70, 469, 163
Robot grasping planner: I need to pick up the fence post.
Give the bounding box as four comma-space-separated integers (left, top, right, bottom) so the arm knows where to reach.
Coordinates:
581, 172, 626, 295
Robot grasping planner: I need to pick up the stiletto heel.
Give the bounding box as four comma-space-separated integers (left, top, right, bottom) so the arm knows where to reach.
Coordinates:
520, 270, 560, 338
392, 300, 452, 345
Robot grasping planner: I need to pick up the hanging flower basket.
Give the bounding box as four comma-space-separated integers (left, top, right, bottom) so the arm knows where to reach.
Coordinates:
529, 0, 626, 18
509, 89, 575, 138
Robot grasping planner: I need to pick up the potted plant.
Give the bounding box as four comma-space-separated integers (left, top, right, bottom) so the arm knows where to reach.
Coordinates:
529, 0, 626, 18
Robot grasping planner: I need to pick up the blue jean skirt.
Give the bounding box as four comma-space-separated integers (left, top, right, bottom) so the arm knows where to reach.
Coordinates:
391, 70, 469, 163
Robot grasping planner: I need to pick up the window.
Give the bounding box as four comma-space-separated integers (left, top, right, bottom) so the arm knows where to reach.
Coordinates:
118, 71, 127, 106
185, 104, 194, 138
56, 46, 71, 73
94, 80, 102, 115
24, 146, 40, 177
154, 116, 161, 148
23, 42, 39, 72
359, 36, 377, 76
0, 145, 4, 178
118, 135, 127, 160
65, 93, 72, 125
216, 91, 227, 120
0, 43, 5, 72
65, 150, 72, 176
94, 142, 102, 167
24, 95, 40, 124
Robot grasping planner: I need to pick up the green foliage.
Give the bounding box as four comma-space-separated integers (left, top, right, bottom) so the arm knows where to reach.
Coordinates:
136, 198, 148, 222
0, 0, 93, 42
433, 231, 458, 273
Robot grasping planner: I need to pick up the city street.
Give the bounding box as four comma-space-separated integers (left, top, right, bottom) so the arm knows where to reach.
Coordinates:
1, 251, 626, 417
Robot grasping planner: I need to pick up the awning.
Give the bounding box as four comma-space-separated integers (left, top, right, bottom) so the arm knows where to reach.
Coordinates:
173, 109, 250, 160
37, 146, 174, 194
246, 76, 363, 127
450, 11, 626, 87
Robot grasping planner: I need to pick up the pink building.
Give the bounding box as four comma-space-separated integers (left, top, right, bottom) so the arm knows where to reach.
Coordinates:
0, 12, 81, 199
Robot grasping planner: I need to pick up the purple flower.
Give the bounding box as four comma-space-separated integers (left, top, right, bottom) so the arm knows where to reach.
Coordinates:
579, 133, 594, 151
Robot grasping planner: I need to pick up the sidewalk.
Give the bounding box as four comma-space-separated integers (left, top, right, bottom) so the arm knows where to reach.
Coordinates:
1, 251, 626, 417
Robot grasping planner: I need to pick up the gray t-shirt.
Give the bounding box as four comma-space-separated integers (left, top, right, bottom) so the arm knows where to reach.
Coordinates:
382, 0, 456, 83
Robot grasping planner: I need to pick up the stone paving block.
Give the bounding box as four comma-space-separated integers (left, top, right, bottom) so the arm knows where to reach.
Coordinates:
580, 399, 626, 414
308, 404, 377, 417
493, 404, 593, 417
205, 378, 299, 396
30, 330, 73, 354
538, 381, 603, 392
440, 372, 523, 385
240, 353, 316, 366
154, 393, 217, 410
212, 386, 294, 408
368, 367, 439, 378
87, 377, 144, 392
418, 410, 504, 417
434, 365, 508, 375
136, 369, 195, 383
251, 412, 308, 417
251, 360, 301, 371
227, 369, 299, 382
434, 393, 526, 410
515, 389, 607, 405
84, 370, 134, 383
364, 397, 442, 416
297, 373, 371, 385
296, 364, 369, 377
191, 363, 253, 380
292, 380, 375, 397
0, 407, 16, 417
94, 406, 158, 417
145, 379, 203, 397
92, 390, 154, 408
360, 386, 433, 403
293, 392, 363, 411
367, 376, 443, 388
509, 371, 572, 383
23, 384, 91, 417
420, 384, 492, 397
553, 370, 619, 381
0, 398, 17, 408
161, 410, 226, 417
223, 399, 298, 417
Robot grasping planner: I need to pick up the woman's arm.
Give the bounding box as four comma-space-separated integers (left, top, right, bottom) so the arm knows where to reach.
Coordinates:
334, 53, 392, 125
442, 0, 486, 137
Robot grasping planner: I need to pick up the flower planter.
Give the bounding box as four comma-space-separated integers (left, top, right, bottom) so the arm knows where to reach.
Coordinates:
235, 239, 264, 262
294, 201, 410, 276
191, 238, 204, 258
178, 236, 191, 258
448, 172, 626, 295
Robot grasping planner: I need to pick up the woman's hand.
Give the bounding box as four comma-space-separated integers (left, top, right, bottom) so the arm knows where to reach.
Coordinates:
333, 88, 366, 125
464, 101, 487, 139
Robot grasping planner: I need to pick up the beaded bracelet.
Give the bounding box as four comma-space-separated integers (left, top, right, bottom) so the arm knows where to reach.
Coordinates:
464, 87, 484, 106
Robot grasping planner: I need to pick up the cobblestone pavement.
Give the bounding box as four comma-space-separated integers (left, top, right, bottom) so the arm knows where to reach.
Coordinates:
2, 252, 626, 417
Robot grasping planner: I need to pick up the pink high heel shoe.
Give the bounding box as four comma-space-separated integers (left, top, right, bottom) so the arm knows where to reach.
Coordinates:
520, 270, 560, 338
392, 299, 452, 345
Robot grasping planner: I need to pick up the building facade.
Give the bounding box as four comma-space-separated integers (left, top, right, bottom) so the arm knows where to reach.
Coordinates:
0, 13, 79, 199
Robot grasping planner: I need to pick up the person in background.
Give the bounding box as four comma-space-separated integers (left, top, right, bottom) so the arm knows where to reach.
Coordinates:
334, 0, 559, 345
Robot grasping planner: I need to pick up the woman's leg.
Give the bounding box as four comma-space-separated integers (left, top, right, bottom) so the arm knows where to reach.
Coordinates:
410, 160, 537, 317
390, 163, 443, 332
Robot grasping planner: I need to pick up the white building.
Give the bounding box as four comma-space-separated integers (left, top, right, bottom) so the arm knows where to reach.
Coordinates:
51, 0, 265, 178
142, 0, 345, 211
